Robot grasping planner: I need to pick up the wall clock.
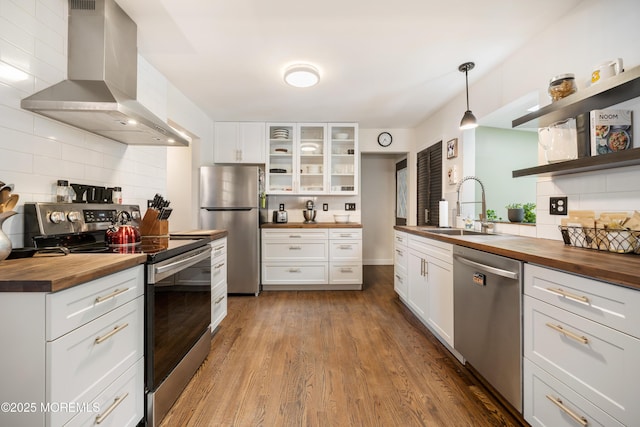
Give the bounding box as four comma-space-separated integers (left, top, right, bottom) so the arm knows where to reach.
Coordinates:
377, 132, 392, 147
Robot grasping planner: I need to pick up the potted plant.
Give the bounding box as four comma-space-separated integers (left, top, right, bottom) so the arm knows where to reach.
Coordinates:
506, 203, 524, 222
523, 202, 536, 224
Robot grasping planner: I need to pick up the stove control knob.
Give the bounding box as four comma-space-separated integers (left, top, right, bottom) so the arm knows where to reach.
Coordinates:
67, 211, 82, 223
49, 211, 66, 224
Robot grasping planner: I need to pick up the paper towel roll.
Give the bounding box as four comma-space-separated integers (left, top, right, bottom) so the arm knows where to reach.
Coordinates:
439, 200, 449, 227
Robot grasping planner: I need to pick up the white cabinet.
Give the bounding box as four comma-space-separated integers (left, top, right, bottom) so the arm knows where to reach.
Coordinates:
261, 228, 362, 290
403, 233, 454, 348
214, 122, 266, 164
0, 266, 145, 427
265, 122, 358, 195
210, 237, 227, 332
523, 264, 640, 427
393, 231, 408, 299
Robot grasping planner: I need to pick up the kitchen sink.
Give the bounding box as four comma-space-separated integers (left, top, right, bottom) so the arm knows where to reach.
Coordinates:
420, 228, 496, 236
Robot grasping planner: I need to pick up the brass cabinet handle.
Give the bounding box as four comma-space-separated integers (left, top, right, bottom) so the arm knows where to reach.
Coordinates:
545, 395, 588, 426
339, 245, 352, 250
288, 268, 301, 273
96, 392, 129, 424
95, 323, 129, 344
546, 323, 589, 345
214, 295, 225, 304
95, 288, 129, 304
214, 262, 225, 269
340, 268, 353, 273
289, 235, 302, 238
289, 246, 302, 250
546, 287, 590, 304
340, 233, 352, 237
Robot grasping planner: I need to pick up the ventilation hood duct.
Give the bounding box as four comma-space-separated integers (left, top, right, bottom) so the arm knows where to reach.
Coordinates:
21, 0, 189, 146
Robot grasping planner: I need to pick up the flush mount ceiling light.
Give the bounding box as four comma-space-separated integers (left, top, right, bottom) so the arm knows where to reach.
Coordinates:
284, 64, 320, 88
458, 61, 478, 130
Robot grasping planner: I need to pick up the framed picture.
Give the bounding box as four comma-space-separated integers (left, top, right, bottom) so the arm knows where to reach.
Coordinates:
446, 138, 458, 159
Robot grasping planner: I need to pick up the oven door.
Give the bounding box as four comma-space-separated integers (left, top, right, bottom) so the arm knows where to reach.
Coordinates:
146, 245, 212, 391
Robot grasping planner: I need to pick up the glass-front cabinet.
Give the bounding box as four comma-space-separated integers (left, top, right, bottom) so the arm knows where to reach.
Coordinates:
266, 123, 296, 193
265, 122, 358, 195
329, 123, 358, 195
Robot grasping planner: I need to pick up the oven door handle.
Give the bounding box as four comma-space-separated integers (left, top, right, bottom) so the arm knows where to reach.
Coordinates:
153, 246, 212, 277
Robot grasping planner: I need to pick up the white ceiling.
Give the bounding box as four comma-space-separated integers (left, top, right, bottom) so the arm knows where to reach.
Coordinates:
115, 0, 582, 129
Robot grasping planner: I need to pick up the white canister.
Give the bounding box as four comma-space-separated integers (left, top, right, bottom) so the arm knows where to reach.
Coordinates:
591, 58, 623, 85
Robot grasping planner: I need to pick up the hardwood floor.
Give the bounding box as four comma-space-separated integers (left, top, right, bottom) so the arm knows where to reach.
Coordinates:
159, 265, 523, 427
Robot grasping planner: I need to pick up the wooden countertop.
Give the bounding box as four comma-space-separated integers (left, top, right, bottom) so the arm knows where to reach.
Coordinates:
0, 253, 147, 293
261, 222, 362, 228
395, 226, 640, 291
170, 229, 228, 240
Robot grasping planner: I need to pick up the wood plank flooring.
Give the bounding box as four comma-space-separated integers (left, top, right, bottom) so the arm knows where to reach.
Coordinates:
159, 265, 523, 427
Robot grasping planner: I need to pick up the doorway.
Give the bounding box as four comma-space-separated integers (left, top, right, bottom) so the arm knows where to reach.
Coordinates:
395, 159, 407, 226
417, 142, 442, 226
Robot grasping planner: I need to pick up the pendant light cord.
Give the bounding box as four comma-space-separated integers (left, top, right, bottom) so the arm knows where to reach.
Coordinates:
465, 69, 470, 111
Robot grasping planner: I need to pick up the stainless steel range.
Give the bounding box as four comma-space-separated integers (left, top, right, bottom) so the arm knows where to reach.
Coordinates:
25, 203, 212, 426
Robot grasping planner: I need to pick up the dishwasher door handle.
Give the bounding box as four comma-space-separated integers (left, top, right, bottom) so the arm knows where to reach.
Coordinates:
454, 254, 519, 280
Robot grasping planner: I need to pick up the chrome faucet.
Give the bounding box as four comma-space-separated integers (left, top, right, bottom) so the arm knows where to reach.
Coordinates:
456, 176, 490, 232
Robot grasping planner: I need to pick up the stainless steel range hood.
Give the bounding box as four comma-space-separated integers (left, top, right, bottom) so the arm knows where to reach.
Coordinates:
21, 0, 189, 146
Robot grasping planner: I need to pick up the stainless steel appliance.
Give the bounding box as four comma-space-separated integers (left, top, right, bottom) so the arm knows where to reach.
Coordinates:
303, 199, 317, 223
453, 245, 523, 413
200, 165, 261, 295
24, 202, 212, 427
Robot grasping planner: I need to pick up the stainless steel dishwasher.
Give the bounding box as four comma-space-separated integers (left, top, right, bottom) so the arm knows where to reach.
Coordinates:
453, 245, 523, 413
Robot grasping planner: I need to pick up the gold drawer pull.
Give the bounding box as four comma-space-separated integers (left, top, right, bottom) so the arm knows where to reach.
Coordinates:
289, 235, 302, 238
214, 295, 225, 304
546, 287, 590, 304
546, 395, 588, 426
340, 233, 352, 237
95, 288, 129, 304
340, 268, 353, 273
289, 246, 302, 250
546, 323, 589, 345
95, 323, 129, 344
339, 245, 353, 250
288, 268, 301, 273
95, 392, 129, 424
214, 262, 225, 269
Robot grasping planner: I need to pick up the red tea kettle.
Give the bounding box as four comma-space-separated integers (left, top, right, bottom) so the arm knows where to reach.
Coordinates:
106, 211, 141, 246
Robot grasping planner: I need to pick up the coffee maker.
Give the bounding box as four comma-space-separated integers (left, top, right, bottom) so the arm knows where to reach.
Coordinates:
303, 200, 317, 223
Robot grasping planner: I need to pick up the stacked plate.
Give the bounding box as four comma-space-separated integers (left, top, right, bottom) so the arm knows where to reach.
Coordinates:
272, 128, 290, 139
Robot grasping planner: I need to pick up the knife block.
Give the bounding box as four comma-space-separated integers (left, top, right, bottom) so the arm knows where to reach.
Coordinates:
140, 209, 169, 237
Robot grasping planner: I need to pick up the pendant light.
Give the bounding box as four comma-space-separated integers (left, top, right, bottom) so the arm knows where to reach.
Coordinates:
458, 62, 478, 130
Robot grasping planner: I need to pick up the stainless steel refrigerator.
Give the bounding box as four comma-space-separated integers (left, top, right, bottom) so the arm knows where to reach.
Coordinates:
200, 165, 262, 295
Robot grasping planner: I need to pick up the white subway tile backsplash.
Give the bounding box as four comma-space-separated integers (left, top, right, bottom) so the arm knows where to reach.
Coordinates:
0, 147, 32, 172
0, 16, 35, 54
0, 104, 33, 133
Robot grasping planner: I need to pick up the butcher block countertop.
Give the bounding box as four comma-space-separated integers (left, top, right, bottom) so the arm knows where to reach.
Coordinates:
0, 253, 146, 293
396, 226, 640, 291
261, 222, 362, 228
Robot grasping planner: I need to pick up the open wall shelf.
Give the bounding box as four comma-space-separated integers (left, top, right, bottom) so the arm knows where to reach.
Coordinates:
511, 65, 640, 177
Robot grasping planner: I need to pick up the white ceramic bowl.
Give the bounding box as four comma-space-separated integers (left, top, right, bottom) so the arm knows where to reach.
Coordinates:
334, 214, 350, 223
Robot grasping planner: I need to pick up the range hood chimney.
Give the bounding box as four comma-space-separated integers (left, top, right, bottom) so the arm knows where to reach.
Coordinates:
21, 0, 189, 146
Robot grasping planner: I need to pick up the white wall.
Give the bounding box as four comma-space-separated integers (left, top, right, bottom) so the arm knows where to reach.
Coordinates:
0, 0, 213, 246
413, 0, 640, 239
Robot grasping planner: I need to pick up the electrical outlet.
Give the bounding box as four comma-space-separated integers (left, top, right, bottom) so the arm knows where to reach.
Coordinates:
279, 203, 285, 211
345, 203, 356, 211
322, 203, 328, 211
550, 197, 568, 215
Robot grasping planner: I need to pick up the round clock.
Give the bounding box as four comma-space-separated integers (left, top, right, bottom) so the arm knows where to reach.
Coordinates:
377, 132, 392, 147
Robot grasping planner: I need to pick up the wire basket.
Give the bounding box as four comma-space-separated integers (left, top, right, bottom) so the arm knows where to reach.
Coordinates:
559, 226, 640, 254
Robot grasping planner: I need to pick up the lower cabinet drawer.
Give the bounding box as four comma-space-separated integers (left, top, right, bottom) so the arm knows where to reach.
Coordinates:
211, 285, 227, 330
394, 268, 407, 299
329, 263, 362, 284
262, 263, 328, 284
394, 245, 408, 270
211, 256, 227, 288
262, 241, 328, 262
329, 240, 361, 261
524, 296, 640, 426
524, 358, 623, 427
65, 358, 144, 427
47, 297, 144, 426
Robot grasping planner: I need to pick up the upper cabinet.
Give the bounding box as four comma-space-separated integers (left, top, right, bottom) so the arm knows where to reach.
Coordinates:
512, 65, 640, 177
214, 122, 266, 164
265, 122, 358, 195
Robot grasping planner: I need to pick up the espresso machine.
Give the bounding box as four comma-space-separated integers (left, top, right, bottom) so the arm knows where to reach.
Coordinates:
303, 200, 317, 223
